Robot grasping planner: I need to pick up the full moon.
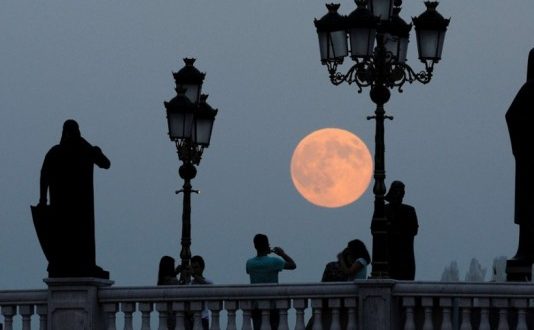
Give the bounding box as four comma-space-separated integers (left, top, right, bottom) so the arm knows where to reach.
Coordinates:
290, 128, 373, 208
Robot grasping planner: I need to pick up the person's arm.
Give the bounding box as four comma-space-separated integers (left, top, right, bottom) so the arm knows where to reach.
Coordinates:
339, 255, 365, 276
39, 153, 50, 206
92, 146, 111, 169
272, 247, 296, 270
83, 138, 110, 169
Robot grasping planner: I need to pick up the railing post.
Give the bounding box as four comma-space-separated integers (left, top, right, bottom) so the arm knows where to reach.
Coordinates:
0, 306, 15, 330
359, 280, 396, 330
207, 301, 223, 330
293, 299, 308, 330
239, 300, 253, 330
36, 304, 48, 330
19, 304, 34, 330
44, 277, 113, 330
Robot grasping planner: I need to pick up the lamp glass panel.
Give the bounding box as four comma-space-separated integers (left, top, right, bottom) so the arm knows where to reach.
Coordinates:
181, 84, 201, 104
370, 0, 392, 20
192, 117, 214, 146
383, 33, 400, 60
417, 30, 445, 60
349, 28, 376, 58
168, 111, 194, 140
398, 37, 409, 63
319, 31, 348, 61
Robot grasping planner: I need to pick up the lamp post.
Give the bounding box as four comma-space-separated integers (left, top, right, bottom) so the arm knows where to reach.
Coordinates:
164, 58, 218, 284
314, 0, 449, 278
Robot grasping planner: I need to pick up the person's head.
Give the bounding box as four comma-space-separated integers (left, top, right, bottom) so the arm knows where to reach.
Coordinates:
191, 255, 205, 276
346, 239, 371, 264
253, 233, 270, 255
60, 119, 81, 144
528, 48, 534, 82
385, 180, 405, 205
157, 255, 176, 285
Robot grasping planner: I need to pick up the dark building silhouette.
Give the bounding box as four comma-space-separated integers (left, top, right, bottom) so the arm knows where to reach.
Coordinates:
38, 119, 110, 278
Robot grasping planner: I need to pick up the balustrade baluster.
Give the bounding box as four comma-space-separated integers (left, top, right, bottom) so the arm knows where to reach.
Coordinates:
458, 298, 472, 330
19, 304, 33, 330
343, 298, 357, 330
103, 303, 118, 330
1, 305, 16, 330
421, 297, 433, 330
190, 301, 203, 330
328, 298, 341, 330
402, 297, 416, 330
473, 298, 490, 330
225, 300, 238, 330
512, 298, 528, 330
292, 299, 307, 330
207, 301, 222, 330
276, 300, 290, 330
478, 308, 490, 330
239, 300, 253, 330
172, 302, 187, 330
156, 302, 170, 330
256, 300, 271, 330
139, 302, 153, 330
121, 302, 135, 330
36, 304, 47, 330
310, 299, 323, 330
516, 309, 527, 330
492, 298, 509, 330
439, 298, 452, 330
497, 309, 509, 330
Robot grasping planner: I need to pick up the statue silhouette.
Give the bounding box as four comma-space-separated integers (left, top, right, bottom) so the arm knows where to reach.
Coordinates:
384, 181, 418, 280
506, 48, 534, 264
37, 119, 110, 278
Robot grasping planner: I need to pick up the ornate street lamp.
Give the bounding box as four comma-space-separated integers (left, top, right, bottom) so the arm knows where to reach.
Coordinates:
164, 58, 218, 284
314, 0, 449, 278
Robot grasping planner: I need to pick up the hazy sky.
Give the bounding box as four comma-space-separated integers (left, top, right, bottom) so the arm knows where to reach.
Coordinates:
1, 1, 532, 289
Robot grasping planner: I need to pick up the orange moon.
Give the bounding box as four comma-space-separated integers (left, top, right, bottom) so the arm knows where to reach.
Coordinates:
290, 128, 373, 208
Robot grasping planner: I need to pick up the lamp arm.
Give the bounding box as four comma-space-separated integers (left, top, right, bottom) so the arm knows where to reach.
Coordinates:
328, 59, 376, 93
400, 62, 434, 85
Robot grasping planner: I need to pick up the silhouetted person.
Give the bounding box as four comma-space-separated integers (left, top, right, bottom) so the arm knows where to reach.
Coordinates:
321, 239, 370, 282
158, 255, 180, 285
307, 239, 370, 330
385, 181, 418, 280
506, 48, 534, 263
39, 119, 110, 278
246, 233, 296, 330
189, 255, 212, 330
157, 256, 179, 329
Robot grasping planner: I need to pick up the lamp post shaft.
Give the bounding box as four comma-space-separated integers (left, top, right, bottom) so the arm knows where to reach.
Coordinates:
178, 160, 197, 284
369, 34, 391, 278
370, 102, 389, 278
179, 176, 192, 284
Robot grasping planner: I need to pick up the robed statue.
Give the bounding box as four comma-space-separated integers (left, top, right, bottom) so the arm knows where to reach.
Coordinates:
33, 119, 110, 278
506, 49, 534, 266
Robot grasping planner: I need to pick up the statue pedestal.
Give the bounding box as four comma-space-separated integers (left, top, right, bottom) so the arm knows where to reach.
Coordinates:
506, 259, 533, 281
44, 277, 114, 330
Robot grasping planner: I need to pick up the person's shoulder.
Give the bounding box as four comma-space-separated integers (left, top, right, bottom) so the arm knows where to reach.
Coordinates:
47, 144, 61, 153
355, 257, 368, 267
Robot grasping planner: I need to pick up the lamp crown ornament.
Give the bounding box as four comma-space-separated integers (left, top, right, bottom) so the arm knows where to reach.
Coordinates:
172, 58, 206, 85
314, 3, 345, 32
412, 2, 450, 31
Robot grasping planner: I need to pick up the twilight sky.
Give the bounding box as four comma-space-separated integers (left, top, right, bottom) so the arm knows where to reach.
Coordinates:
1, 1, 532, 289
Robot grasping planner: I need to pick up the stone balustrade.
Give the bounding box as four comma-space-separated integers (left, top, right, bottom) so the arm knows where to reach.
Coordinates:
2, 280, 534, 329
